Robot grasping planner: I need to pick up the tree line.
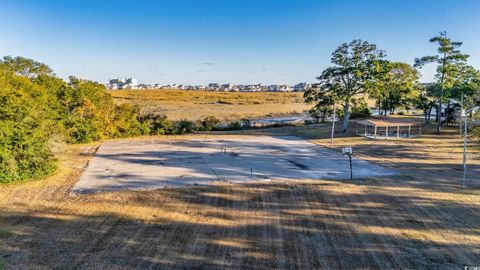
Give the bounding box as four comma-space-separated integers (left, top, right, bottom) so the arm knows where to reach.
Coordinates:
304, 33, 480, 133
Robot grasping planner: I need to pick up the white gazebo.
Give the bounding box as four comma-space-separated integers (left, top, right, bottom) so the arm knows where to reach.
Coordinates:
356, 118, 421, 139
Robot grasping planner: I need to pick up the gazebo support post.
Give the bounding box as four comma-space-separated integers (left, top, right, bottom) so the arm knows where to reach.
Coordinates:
374, 126, 377, 138
397, 125, 400, 138
386, 126, 389, 138
408, 126, 411, 138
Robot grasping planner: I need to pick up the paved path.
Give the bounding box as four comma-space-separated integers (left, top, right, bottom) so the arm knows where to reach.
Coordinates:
72, 136, 396, 194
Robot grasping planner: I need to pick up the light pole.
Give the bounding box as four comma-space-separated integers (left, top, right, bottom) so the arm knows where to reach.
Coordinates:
330, 104, 336, 148
462, 106, 479, 188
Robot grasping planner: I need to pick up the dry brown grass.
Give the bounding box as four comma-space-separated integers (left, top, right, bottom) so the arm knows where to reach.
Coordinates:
304, 125, 480, 182
0, 128, 479, 269
111, 89, 309, 121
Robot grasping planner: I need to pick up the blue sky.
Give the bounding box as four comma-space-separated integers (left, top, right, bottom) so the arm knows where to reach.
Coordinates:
1, 0, 479, 85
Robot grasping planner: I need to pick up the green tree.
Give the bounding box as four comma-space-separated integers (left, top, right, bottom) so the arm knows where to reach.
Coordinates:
305, 39, 385, 132
414, 84, 437, 123
414, 32, 469, 132
304, 83, 335, 123
0, 56, 53, 78
449, 64, 480, 109
372, 62, 419, 116
0, 68, 56, 182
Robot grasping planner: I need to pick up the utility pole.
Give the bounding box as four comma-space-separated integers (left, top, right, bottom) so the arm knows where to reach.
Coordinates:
460, 93, 464, 134
330, 104, 336, 148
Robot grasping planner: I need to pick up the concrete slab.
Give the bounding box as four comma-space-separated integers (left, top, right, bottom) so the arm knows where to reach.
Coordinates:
72, 136, 397, 194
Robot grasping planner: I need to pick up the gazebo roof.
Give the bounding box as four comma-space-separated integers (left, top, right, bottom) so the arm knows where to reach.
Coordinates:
357, 117, 419, 127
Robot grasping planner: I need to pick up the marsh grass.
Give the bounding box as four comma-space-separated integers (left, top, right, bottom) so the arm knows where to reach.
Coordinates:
111, 89, 310, 121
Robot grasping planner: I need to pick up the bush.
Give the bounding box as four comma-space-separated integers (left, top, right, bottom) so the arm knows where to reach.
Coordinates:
60, 78, 118, 143
139, 113, 176, 135
351, 104, 371, 118
338, 100, 371, 120
0, 68, 56, 183
200, 116, 220, 131
64, 99, 107, 143
112, 104, 150, 138
176, 119, 194, 134
228, 121, 242, 130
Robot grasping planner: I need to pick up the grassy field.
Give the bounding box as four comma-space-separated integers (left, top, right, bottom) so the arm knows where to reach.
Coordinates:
0, 127, 479, 269
111, 89, 310, 121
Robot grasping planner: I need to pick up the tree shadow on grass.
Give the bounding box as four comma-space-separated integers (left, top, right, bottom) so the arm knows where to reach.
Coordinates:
1, 177, 479, 269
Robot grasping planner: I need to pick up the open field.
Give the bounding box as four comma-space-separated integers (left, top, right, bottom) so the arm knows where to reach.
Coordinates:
73, 136, 395, 194
0, 127, 479, 269
301, 126, 480, 186
111, 89, 309, 121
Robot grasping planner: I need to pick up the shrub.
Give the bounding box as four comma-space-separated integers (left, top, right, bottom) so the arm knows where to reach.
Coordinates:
201, 116, 220, 131
338, 99, 371, 119
351, 104, 371, 118
228, 121, 242, 130
139, 113, 175, 135
61, 78, 117, 143
176, 119, 194, 134
112, 104, 150, 138
0, 68, 56, 183
64, 99, 106, 143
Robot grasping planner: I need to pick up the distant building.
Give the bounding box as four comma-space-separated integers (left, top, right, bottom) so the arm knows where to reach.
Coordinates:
278, 85, 293, 92
294, 83, 310, 92
208, 83, 220, 90
107, 79, 306, 92
268, 85, 279, 92
108, 77, 138, 89
220, 83, 232, 91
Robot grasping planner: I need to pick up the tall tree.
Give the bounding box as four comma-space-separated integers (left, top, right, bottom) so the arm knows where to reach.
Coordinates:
449, 64, 480, 109
305, 39, 385, 132
372, 62, 419, 116
414, 32, 469, 132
